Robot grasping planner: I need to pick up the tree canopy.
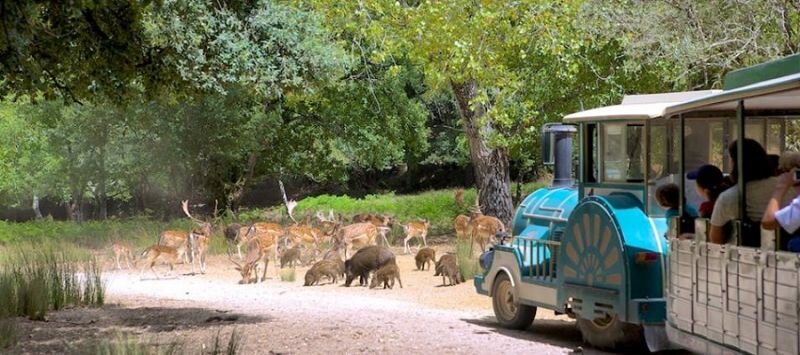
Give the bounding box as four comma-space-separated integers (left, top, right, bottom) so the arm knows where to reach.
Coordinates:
1, 0, 797, 220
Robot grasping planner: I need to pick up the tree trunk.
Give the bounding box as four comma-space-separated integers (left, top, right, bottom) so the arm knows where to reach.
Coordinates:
32, 194, 43, 220
451, 79, 514, 224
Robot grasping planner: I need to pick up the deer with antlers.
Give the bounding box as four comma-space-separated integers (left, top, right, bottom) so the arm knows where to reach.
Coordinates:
229, 229, 279, 284
181, 200, 213, 275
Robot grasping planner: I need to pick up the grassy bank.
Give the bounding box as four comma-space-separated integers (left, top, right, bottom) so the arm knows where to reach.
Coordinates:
0, 244, 105, 349
1, 184, 545, 251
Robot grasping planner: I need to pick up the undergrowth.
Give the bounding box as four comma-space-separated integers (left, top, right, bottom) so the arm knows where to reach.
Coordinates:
456, 239, 480, 281
0, 244, 105, 350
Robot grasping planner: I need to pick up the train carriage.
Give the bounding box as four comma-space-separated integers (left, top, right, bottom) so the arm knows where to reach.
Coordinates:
663, 55, 800, 354
475, 54, 800, 353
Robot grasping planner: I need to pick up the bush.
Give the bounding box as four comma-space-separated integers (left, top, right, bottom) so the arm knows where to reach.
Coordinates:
0, 318, 16, 350
455, 239, 479, 281
92, 333, 182, 355
0, 244, 105, 322
204, 329, 243, 355
279, 268, 296, 282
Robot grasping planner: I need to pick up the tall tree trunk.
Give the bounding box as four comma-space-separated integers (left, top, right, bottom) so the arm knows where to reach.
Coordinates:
451, 79, 514, 224
32, 194, 43, 220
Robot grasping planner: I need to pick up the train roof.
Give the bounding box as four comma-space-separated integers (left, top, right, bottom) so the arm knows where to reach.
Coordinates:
563, 90, 720, 123
664, 72, 800, 116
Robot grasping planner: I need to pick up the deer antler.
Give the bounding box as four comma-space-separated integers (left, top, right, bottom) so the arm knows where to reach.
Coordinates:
181, 200, 204, 224
278, 180, 297, 223
228, 251, 242, 269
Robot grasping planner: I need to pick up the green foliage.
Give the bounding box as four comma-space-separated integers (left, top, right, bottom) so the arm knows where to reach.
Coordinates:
279, 268, 296, 282
0, 245, 105, 322
0, 218, 191, 250
92, 333, 182, 355
456, 239, 479, 281
0, 317, 16, 350
290, 184, 543, 235
204, 329, 244, 355
582, 0, 800, 90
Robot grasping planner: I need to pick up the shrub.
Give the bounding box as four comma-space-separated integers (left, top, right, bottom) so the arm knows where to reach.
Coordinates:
279, 268, 296, 282
0, 317, 16, 349
204, 329, 243, 355
455, 239, 479, 281
92, 333, 182, 355
0, 244, 105, 322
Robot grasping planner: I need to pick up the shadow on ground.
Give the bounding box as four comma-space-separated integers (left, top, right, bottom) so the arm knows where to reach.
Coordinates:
14, 305, 268, 354
465, 316, 694, 355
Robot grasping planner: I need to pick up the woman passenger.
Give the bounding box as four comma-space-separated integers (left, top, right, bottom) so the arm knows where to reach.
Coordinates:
709, 139, 776, 245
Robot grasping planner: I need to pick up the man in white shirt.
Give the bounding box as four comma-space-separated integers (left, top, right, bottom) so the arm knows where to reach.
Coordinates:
762, 170, 800, 251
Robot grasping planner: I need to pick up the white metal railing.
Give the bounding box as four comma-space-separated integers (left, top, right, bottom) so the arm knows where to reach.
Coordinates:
667, 229, 800, 355
513, 236, 560, 283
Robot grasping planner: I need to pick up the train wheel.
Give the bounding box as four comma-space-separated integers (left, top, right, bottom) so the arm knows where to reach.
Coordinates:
576, 313, 645, 350
492, 273, 536, 330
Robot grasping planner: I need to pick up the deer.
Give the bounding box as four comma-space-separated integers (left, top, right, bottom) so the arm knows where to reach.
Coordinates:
453, 214, 471, 241
468, 192, 506, 252
402, 220, 430, 254
229, 231, 279, 284
333, 222, 378, 259
454, 188, 465, 209
139, 245, 180, 280
182, 200, 213, 275
111, 241, 134, 270
158, 229, 191, 264
315, 210, 342, 243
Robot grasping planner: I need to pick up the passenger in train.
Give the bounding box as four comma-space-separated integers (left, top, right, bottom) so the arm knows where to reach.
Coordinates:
687, 164, 727, 218
656, 183, 698, 219
762, 152, 800, 251
709, 139, 777, 245
768, 154, 781, 176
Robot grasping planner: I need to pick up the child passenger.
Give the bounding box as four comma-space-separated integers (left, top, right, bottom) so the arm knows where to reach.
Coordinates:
687, 164, 727, 218
656, 183, 699, 219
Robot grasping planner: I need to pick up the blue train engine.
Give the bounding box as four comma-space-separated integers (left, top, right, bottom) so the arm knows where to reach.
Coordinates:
474, 91, 719, 350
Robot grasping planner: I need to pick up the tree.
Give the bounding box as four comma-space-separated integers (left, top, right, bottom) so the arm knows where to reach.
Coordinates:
583, 0, 800, 90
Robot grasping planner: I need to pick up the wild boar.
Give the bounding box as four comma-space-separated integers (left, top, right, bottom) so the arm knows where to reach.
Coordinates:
303, 260, 341, 286
415, 247, 436, 271
370, 262, 403, 289
280, 246, 302, 268
434, 254, 457, 276
344, 245, 396, 287
437, 257, 465, 286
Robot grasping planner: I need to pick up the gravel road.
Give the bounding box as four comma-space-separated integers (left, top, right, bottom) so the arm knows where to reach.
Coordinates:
16, 247, 607, 354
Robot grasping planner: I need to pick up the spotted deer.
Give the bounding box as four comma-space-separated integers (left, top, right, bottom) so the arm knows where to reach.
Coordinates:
139, 245, 180, 280
111, 241, 134, 270
182, 200, 212, 274
402, 220, 430, 254
334, 222, 378, 259
453, 214, 471, 241
229, 232, 279, 284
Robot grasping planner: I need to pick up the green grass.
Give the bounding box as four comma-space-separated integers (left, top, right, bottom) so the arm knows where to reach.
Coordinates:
91, 333, 182, 355
0, 244, 106, 350
456, 239, 480, 281
279, 267, 296, 282
88, 329, 242, 355
0, 318, 16, 350
0, 183, 546, 251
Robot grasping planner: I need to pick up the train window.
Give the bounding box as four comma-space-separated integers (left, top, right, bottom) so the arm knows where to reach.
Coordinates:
602, 123, 644, 182
585, 123, 598, 183
649, 124, 668, 181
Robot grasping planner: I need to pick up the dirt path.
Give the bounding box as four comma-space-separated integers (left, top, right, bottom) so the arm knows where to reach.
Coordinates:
16, 246, 606, 354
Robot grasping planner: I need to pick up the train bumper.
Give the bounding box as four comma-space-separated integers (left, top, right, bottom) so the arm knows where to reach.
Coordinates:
474, 274, 489, 296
